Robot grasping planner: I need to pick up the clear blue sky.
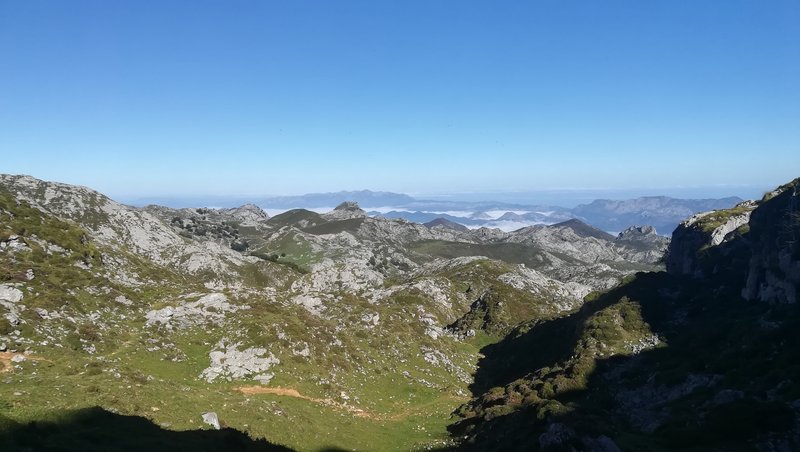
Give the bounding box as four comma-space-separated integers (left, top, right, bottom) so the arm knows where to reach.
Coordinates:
1, 1, 798, 199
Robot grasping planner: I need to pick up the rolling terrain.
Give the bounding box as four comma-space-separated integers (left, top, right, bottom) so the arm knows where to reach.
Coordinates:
1, 173, 796, 451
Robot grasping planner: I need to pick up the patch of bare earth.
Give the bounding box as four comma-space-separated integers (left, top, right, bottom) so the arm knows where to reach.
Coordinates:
235, 386, 372, 418
0, 352, 47, 373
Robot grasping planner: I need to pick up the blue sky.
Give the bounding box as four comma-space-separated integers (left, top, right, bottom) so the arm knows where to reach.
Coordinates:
1, 1, 798, 200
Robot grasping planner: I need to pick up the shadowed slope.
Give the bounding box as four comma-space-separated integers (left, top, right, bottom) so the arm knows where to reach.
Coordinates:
0, 406, 293, 452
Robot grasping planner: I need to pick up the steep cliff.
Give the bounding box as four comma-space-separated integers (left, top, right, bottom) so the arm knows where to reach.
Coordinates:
665, 202, 755, 277
743, 178, 800, 304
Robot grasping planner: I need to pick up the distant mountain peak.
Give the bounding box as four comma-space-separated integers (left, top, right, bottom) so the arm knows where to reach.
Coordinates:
551, 219, 615, 241
423, 217, 470, 232
618, 225, 657, 238
334, 201, 362, 211
323, 201, 366, 221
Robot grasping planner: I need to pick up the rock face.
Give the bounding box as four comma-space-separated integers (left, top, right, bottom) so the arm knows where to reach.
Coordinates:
201, 412, 221, 430
617, 225, 657, 241
200, 339, 280, 384
423, 218, 470, 232
219, 204, 270, 227
145, 293, 247, 330
743, 179, 800, 304
0, 235, 30, 253
666, 203, 755, 277
322, 201, 367, 221
0, 284, 24, 325
0, 174, 256, 278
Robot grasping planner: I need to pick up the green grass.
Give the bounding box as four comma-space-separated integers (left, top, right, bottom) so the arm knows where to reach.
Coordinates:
697, 206, 753, 233
301, 218, 364, 235
0, 188, 479, 451
411, 240, 556, 269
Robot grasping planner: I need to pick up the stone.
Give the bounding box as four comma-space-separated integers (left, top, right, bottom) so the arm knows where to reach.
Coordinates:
0, 236, 30, 253
321, 201, 367, 221
0, 285, 24, 303
219, 204, 270, 227
201, 412, 221, 430
666, 205, 754, 277
0, 285, 25, 326
199, 338, 280, 384
145, 293, 247, 330
114, 295, 133, 306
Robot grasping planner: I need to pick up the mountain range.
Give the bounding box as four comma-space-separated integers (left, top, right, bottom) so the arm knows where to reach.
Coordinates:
130, 189, 744, 236
0, 173, 797, 451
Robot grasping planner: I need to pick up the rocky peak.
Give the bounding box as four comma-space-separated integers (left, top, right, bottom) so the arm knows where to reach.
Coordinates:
550, 219, 615, 241
617, 225, 657, 239
220, 204, 270, 226
423, 218, 470, 232
334, 201, 361, 211
323, 201, 367, 221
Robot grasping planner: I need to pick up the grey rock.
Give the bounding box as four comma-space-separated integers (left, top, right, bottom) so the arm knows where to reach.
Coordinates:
34, 308, 60, 320
0, 235, 30, 253
538, 422, 576, 449
0, 285, 23, 303
201, 412, 221, 430
322, 202, 367, 221
0, 285, 25, 325
199, 338, 280, 384
145, 293, 246, 330
114, 295, 133, 306
219, 204, 270, 226
666, 205, 754, 277
743, 180, 800, 304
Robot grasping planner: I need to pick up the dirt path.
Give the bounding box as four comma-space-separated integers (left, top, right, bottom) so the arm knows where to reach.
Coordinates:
236, 385, 372, 417
236, 385, 469, 421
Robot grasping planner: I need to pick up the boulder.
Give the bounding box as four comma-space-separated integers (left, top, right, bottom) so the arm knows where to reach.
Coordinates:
201, 412, 220, 430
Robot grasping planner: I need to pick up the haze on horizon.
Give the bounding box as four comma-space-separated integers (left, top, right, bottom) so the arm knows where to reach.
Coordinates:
1, 1, 798, 199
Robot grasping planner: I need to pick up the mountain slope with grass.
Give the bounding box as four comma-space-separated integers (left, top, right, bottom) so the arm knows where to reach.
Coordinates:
0, 174, 671, 451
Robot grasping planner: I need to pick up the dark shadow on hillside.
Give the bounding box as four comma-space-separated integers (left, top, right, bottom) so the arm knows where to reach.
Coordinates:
451, 236, 800, 450
469, 279, 646, 395
0, 406, 294, 452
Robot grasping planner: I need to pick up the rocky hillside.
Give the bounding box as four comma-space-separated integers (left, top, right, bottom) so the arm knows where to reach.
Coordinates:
451, 177, 800, 451
0, 174, 669, 451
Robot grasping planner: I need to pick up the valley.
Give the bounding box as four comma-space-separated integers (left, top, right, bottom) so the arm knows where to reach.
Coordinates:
0, 174, 798, 451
